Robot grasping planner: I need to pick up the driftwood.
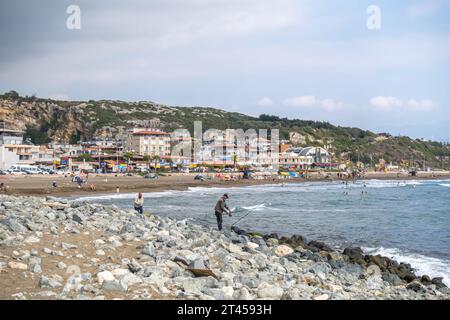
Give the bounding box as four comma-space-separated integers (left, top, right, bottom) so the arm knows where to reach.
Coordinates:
187, 268, 217, 279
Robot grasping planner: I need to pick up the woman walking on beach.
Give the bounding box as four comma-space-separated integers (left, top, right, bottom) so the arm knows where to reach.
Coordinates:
134, 192, 144, 214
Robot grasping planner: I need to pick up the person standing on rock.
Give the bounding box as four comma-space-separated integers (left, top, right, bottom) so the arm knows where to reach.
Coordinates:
214, 193, 232, 231
134, 192, 144, 214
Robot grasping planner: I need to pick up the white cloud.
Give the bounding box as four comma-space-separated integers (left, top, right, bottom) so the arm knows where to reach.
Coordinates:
320, 99, 346, 112
284, 95, 316, 107
406, 99, 436, 111
283, 96, 348, 111
255, 97, 274, 107
371, 96, 437, 112
370, 96, 403, 110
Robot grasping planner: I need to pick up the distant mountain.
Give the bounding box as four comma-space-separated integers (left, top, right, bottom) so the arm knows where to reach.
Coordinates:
1, 90, 449, 168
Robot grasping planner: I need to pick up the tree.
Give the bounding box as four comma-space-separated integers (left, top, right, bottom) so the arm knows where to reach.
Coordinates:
77, 153, 93, 162
24, 125, 50, 145
232, 153, 239, 170
2, 90, 19, 100
143, 155, 151, 170
123, 151, 134, 165
152, 155, 161, 172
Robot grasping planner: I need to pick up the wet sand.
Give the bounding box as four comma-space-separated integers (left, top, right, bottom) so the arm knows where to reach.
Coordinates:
0, 171, 449, 198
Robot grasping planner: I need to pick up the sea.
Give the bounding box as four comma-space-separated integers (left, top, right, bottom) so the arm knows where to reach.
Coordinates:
74, 179, 450, 285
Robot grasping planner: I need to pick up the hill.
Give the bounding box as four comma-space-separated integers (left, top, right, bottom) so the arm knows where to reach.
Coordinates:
0, 90, 449, 168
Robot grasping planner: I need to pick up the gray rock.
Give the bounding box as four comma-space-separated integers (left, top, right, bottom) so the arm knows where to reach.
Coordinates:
188, 258, 206, 270
382, 273, 404, 286
406, 281, 427, 293
1, 218, 27, 233
102, 279, 128, 292
141, 242, 155, 256
309, 262, 332, 280
62, 242, 78, 250
28, 257, 42, 273
257, 284, 284, 299
72, 213, 86, 224
366, 274, 384, 290
127, 259, 142, 273
173, 255, 190, 266
39, 276, 62, 288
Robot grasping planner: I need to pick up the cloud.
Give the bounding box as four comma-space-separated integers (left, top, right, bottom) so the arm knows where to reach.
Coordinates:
370, 96, 403, 110
255, 97, 274, 107
370, 96, 437, 111
284, 96, 316, 107
406, 99, 436, 111
283, 96, 348, 111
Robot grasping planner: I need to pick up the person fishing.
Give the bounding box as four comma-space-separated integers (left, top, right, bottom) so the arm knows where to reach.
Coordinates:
134, 192, 144, 214
214, 193, 232, 231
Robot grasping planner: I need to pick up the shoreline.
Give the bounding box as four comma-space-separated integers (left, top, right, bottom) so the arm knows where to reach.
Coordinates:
1, 171, 449, 198
0, 195, 448, 300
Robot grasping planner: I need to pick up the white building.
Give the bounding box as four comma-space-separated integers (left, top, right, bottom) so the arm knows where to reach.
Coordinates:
0, 145, 19, 170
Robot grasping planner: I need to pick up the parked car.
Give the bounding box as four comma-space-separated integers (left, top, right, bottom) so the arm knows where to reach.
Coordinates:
8, 169, 26, 175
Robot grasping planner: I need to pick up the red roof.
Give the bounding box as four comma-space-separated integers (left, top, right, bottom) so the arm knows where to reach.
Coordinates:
132, 131, 170, 136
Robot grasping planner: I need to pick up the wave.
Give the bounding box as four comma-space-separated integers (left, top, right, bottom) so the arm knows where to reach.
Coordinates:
439, 184, 450, 188
362, 247, 450, 287
232, 203, 269, 213
73, 190, 183, 201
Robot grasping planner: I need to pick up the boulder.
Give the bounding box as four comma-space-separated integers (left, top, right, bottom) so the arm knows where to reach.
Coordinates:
431, 277, 447, 289
257, 284, 284, 299
382, 273, 404, 286
274, 245, 294, 257
420, 275, 432, 285
308, 262, 332, 280
1, 218, 28, 234
366, 264, 381, 276
189, 258, 206, 270
8, 261, 28, 270
141, 242, 155, 256
102, 279, 128, 292
96, 271, 115, 285
39, 276, 62, 288
366, 274, 384, 290
406, 281, 426, 293
308, 240, 332, 252
72, 213, 86, 224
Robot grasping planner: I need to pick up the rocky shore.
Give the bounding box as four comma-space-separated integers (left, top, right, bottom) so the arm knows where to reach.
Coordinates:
0, 195, 448, 300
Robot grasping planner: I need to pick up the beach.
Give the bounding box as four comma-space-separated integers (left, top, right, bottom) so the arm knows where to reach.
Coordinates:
1, 171, 449, 197
0, 195, 448, 300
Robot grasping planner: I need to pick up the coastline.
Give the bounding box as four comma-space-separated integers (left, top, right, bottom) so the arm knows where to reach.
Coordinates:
1, 171, 449, 198
0, 195, 448, 300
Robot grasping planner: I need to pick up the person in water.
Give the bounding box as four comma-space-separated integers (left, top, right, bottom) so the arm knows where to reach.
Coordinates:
134, 192, 144, 214
214, 193, 232, 231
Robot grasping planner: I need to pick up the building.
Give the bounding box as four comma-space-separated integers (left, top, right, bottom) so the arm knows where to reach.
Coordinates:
0, 145, 19, 170
298, 147, 332, 164
125, 129, 171, 157
279, 152, 314, 169
0, 127, 25, 145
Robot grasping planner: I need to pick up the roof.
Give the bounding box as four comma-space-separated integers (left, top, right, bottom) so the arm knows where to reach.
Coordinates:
0, 128, 24, 134
299, 147, 330, 156
132, 131, 170, 136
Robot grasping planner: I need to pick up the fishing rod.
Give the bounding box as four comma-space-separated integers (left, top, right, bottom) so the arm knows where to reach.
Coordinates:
231, 206, 260, 227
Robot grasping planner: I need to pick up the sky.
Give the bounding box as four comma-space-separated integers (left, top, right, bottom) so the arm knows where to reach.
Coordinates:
0, 0, 450, 141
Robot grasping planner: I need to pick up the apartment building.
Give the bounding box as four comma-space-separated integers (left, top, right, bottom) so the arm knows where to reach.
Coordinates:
125, 129, 171, 157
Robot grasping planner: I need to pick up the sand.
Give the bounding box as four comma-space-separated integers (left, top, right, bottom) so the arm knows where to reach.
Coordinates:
0, 171, 449, 197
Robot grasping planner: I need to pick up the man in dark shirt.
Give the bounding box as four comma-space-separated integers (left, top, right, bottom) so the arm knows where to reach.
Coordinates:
214, 193, 232, 230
